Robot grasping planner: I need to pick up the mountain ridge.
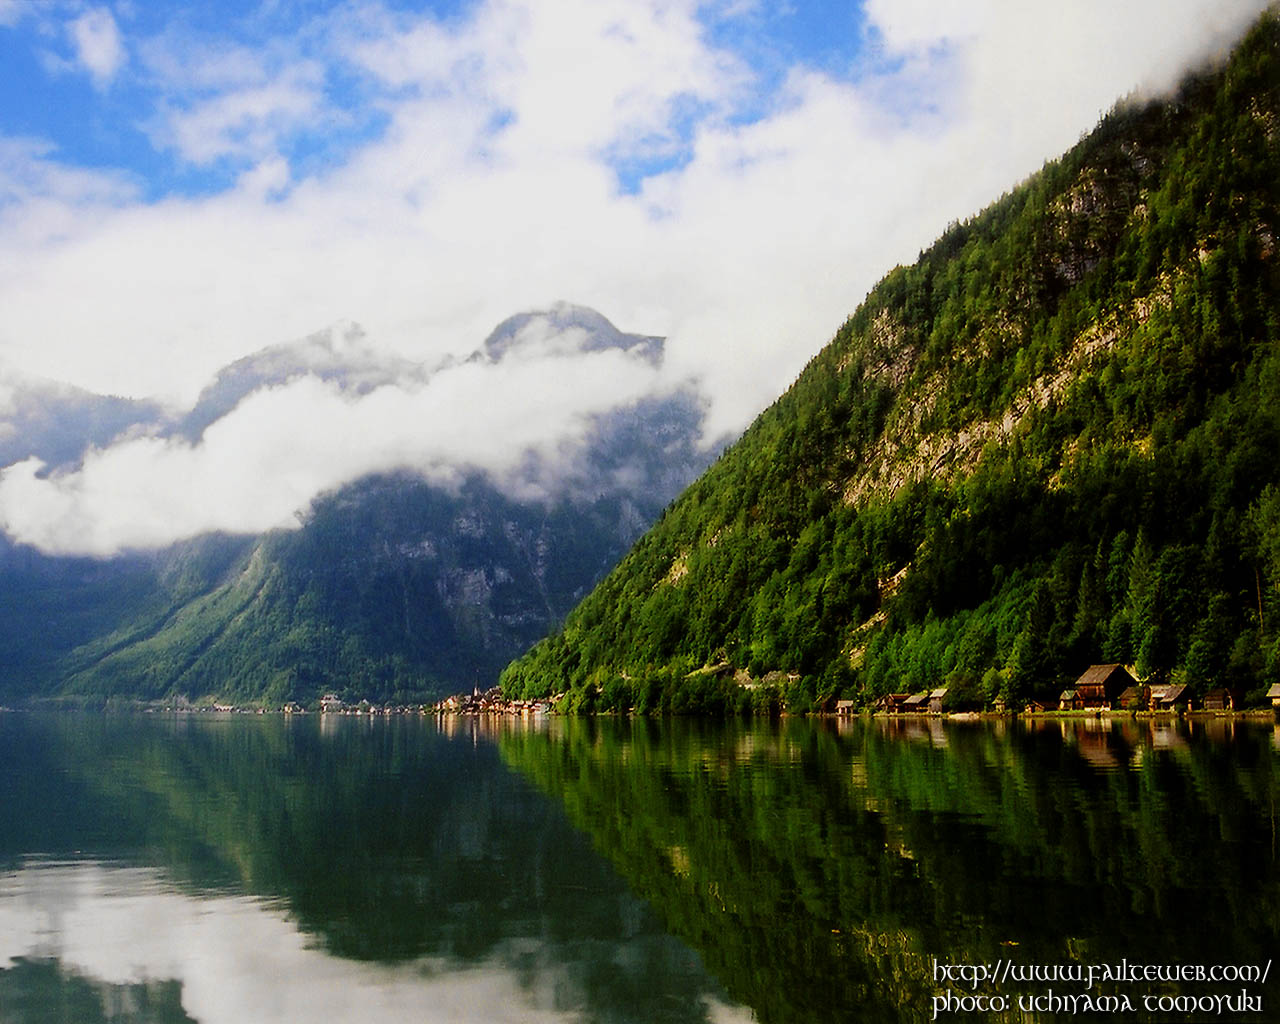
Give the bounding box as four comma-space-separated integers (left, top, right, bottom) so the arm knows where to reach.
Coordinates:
0, 305, 717, 706
500, 9, 1280, 713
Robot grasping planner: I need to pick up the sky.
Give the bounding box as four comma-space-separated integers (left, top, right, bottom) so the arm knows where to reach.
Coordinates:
0, 0, 1270, 555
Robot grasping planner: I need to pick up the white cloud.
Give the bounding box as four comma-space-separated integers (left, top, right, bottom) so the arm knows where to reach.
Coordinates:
0, 138, 139, 253
864, 0, 988, 51
133, 30, 333, 167
0, 0, 1271, 553
69, 7, 126, 88
237, 155, 292, 197
153, 64, 326, 165
0, 338, 681, 555
138, 34, 277, 92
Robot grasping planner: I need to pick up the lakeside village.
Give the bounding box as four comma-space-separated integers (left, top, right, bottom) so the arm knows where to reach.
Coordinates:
153, 663, 1280, 718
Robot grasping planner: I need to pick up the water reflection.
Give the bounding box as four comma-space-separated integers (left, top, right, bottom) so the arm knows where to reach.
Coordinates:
0, 714, 750, 1024
500, 715, 1280, 1023
4, 711, 1277, 1023
0, 860, 751, 1024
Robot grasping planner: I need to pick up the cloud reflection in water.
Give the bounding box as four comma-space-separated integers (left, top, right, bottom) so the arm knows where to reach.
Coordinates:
0, 861, 752, 1024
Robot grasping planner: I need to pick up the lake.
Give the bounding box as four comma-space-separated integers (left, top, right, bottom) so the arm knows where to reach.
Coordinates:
0, 712, 1276, 1023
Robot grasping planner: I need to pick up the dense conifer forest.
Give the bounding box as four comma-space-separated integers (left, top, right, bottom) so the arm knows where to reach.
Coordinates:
501, 11, 1280, 712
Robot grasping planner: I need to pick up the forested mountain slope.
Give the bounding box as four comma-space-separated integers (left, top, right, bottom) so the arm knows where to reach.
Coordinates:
501, 11, 1280, 712
20, 473, 676, 706
0, 308, 714, 707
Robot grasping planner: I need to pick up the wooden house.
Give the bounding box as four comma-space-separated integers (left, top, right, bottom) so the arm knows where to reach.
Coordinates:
928, 688, 948, 714
1267, 683, 1280, 709
1072, 664, 1136, 709
1118, 684, 1149, 710
1059, 689, 1081, 711
1149, 683, 1188, 711
875, 693, 911, 714
904, 692, 930, 713
1025, 700, 1048, 714
1202, 688, 1243, 712
835, 699, 857, 716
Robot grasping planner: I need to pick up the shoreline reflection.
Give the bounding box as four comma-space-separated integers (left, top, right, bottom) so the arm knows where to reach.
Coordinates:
0, 714, 751, 1024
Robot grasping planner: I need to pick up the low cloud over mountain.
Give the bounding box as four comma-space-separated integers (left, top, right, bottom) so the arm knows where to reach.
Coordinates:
0, 304, 714, 557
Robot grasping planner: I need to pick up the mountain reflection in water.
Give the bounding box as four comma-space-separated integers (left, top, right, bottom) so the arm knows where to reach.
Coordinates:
0, 713, 749, 1024
500, 714, 1280, 1024
0, 712, 1277, 1023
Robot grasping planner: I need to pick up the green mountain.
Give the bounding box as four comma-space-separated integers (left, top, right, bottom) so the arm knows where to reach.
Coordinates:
501, 11, 1280, 713
0, 474, 675, 706
0, 308, 715, 707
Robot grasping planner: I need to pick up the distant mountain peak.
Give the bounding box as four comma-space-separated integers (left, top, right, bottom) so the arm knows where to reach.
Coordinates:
0, 363, 164, 472
478, 303, 664, 366
176, 322, 430, 440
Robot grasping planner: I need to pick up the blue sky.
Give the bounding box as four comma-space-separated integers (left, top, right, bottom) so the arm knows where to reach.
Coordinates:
0, 0, 1270, 553
0, 1, 392, 198
0, 1, 881, 200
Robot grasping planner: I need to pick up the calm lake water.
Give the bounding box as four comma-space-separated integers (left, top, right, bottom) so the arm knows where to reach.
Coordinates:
0, 712, 1276, 1023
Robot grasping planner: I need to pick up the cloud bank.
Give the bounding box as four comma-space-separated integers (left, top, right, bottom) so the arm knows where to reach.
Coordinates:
0, 309, 691, 555
0, 0, 1269, 555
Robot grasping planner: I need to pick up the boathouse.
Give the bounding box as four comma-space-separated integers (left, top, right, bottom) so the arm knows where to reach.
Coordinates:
903, 692, 929, 713
1072, 664, 1135, 709
1202, 688, 1243, 712
928, 688, 948, 714
1268, 683, 1280, 709
875, 693, 911, 714
1149, 683, 1188, 711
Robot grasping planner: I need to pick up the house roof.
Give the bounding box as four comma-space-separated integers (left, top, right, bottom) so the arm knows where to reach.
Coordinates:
904, 693, 929, 706
1118, 685, 1144, 701
1151, 683, 1188, 703
1059, 689, 1077, 700
1268, 683, 1280, 699
929, 687, 948, 699
1074, 663, 1133, 687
